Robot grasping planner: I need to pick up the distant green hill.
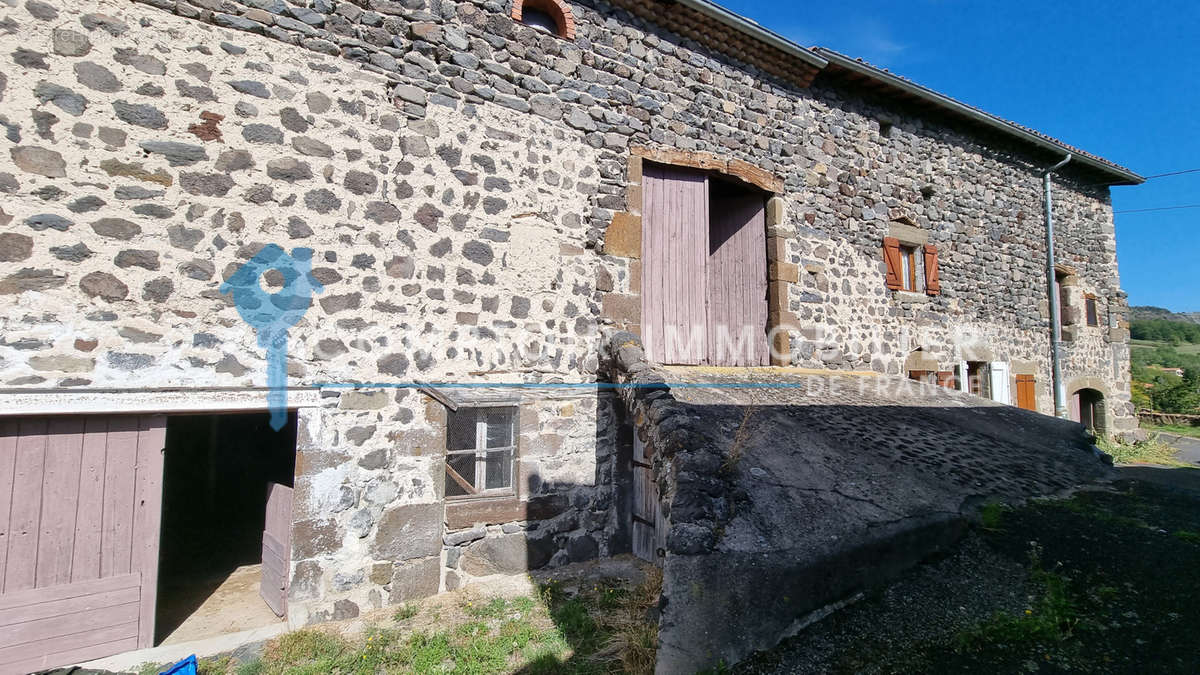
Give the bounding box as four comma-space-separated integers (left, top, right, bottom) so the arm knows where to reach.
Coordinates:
1128, 308, 1200, 414
1130, 305, 1200, 324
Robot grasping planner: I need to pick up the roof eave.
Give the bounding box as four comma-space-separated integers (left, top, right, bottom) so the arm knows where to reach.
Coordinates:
677, 0, 829, 71
812, 48, 1144, 186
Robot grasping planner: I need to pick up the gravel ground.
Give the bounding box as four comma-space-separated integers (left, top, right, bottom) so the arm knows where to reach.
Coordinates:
738, 474, 1200, 675
736, 533, 1031, 675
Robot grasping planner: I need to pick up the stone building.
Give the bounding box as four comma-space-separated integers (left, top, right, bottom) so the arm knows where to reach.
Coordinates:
0, 0, 1138, 670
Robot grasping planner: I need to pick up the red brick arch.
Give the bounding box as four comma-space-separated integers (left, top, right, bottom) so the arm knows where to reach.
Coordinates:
511, 0, 576, 40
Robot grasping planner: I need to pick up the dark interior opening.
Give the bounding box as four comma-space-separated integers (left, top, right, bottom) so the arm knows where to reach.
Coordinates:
707, 174, 766, 253
519, 6, 560, 35
155, 411, 297, 643
1075, 388, 1106, 435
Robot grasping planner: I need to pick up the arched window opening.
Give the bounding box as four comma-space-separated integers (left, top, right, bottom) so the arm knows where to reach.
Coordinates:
520, 7, 559, 34
511, 0, 576, 40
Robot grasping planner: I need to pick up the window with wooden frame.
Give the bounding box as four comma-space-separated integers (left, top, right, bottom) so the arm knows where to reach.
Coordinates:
966, 361, 991, 399
884, 237, 940, 295
445, 407, 516, 499
1085, 296, 1099, 327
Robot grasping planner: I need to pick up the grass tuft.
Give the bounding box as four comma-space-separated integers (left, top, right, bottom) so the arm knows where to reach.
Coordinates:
393, 602, 419, 621
979, 501, 1010, 530
954, 542, 1079, 651
1097, 434, 1186, 466
221, 565, 660, 675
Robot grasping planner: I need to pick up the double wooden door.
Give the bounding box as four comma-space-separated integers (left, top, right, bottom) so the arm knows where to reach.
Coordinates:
641, 164, 769, 366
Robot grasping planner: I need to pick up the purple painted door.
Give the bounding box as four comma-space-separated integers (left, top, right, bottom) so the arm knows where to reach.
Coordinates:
0, 415, 165, 673
641, 163, 710, 365
707, 190, 768, 366
641, 163, 769, 366
260, 483, 292, 618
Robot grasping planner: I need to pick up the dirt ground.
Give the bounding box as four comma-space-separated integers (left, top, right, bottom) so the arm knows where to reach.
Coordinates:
739, 467, 1200, 674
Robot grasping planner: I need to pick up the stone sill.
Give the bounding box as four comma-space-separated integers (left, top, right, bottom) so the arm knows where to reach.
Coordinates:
892, 290, 930, 304
445, 493, 569, 530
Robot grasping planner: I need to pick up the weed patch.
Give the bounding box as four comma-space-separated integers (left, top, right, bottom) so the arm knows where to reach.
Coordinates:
1098, 434, 1186, 466
191, 565, 660, 675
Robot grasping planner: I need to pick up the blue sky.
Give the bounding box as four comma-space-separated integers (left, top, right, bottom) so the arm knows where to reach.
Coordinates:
719, 1, 1200, 312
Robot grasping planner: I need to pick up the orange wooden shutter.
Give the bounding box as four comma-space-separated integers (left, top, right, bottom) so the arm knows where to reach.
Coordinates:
1015, 375, 1036, 411
936, 371, 954, 388
883, 237, 902, 290
923, 244, 941, 295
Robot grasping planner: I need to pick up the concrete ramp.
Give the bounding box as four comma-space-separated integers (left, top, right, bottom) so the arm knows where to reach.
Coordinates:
606, 333, 1113, 673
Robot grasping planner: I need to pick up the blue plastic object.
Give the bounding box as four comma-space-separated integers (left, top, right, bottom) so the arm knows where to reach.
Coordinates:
159, 654, 198, 675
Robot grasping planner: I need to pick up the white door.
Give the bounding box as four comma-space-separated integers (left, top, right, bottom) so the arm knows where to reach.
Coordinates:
989, 362, 1011, 405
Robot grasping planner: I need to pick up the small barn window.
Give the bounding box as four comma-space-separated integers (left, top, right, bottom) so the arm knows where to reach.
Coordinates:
511, 0, 576, 40
446, 407, 516, 498
520, 7, 559, 33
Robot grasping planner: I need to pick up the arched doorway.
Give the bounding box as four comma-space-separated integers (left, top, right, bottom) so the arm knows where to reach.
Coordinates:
1071, 388, 1106, 435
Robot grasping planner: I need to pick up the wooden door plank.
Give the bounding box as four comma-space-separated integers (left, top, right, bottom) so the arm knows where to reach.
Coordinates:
131, 416, 166, 648
100, 417, 138, 579
2, 633, 138, 675
632, 522, 655, 563
653, 501, 669, 565
641, 163, 709, 364
0, 420, 19, 586
707, 191, 767, 366
260, 483, 293, 618
5, 420, 48, 593
0, 616, 138, 663
0, 573, 139, 611
0, 586, 138, 627
71, 417, 110, 583
36, 418, 86, 589
0, 601, 138, 645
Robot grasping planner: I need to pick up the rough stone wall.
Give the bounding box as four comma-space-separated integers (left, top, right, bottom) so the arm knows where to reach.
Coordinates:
769, 81, 1133, 429
0, 0, 1134, 627
0, 0, 621, 624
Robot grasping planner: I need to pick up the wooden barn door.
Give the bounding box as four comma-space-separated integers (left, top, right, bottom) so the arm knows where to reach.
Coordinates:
0, 415, 165, 674
642, 163, 710, 365
259, 483, 292, 617
631, 433, 667, 565
641, 163, 769, 366
707, 189, 768, 366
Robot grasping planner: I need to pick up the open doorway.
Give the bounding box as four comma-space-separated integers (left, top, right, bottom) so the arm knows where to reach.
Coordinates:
1071, 388, 1107, 436
155, 412, 297, 644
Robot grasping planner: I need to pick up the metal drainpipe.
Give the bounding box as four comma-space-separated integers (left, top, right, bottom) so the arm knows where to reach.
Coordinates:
1043, 153, 1072, 418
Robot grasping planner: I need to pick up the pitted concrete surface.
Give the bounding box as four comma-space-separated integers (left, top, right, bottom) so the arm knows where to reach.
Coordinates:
614, 359, 1114, 673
